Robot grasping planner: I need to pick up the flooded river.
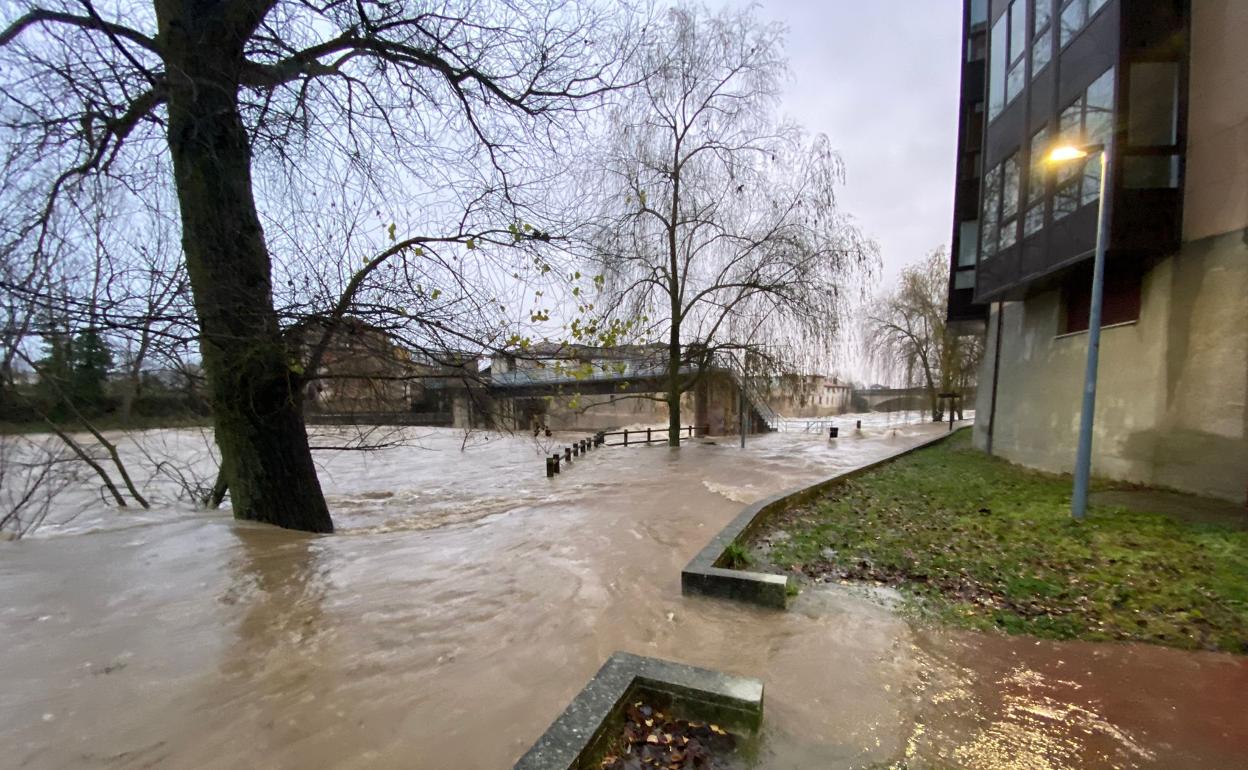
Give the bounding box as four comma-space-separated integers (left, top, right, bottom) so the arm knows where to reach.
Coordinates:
1, 419, 1244, 769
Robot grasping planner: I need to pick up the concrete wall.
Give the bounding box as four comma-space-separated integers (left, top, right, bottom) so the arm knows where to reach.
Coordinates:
973, 2, 1248, 504
974, 229, 1247, 502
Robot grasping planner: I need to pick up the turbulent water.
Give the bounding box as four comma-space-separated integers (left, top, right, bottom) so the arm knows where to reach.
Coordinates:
1, 417, 1244, 769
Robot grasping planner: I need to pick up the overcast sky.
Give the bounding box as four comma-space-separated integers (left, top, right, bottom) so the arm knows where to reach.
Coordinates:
740, 0, 964, 287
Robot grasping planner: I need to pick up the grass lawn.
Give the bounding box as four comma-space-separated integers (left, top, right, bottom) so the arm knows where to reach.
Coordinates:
749, 431, 1248, 653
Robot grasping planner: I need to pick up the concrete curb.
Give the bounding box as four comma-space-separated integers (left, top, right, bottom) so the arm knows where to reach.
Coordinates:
511, 652, 763, 770
681, 424, 972, 609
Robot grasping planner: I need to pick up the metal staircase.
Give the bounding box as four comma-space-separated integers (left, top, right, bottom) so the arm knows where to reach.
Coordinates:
712, 353, 780, 432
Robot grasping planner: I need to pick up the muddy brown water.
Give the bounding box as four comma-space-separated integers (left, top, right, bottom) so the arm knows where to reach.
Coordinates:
1, 422, 1244, 769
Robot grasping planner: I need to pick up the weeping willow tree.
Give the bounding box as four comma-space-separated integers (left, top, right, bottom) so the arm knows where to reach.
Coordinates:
865, 248, 984, 420
590, 2, 877, 446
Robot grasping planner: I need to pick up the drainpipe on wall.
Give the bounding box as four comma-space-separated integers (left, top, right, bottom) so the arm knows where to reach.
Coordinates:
986, 301, 1005, 455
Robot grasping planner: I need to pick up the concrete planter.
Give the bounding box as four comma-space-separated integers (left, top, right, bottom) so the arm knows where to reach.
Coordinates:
512, 652, 763, 770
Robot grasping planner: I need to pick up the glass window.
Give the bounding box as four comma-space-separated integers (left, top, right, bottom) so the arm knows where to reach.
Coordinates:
1031, 30, 1051, 76
1060, 0, 1085, 46
1054, 180, 1080, 220
1088, 0, 1109, 18
955, 269, 976, 290
989, 15, 1008, 120
967, 30, 988, 62
1002, 154, 1021, 220
1000, 219, 1018, 250
1024, 202, 1045, 236
970, 0, 989, 26
1085, 67, 1115, 144
1033, 0, 1052, 32
1082, 155, 1102, 205
1123, 155, 1180, 188
966, 101, 985, 148
1128, 62, 1179, 147
1028, 127, 1050, 204
1007, 60, 1026, 103
1008, 0, 1027, 64
958, 221, 980, 267
981, 164, 1002, 258
1058, 98, 1084, 183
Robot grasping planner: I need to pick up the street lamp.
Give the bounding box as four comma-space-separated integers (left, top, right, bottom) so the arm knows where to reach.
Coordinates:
1045, 135, 1114, 521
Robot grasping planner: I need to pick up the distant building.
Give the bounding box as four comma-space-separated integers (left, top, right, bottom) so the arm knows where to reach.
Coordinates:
946, 0, 1246, 502
762, 374, 851, 417
295, 317, 479, 422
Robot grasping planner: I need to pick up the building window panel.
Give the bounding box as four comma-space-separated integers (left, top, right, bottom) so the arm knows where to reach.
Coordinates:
1081, 157, 1102, 205
1031, 30, 1051, 77
1024, 202, 1045, 236
967, 30, 987, 62
1008, 0, 1027, 64
1085, 67, 1115, 144
970, 0, 989, 26
958, 221, 980, 267
955, 269, 977, 290
988, 15, 1008, 120
1007, 61, 1026, 103
1058, 99, 1084, 183
981, 164, 1002, 259
1000, 218, 1018, 250
1054, 181, 1079, 220
1059, 0, 1085, 46
1028, 127, 1050, 204
1033, 0, 1052, 32
1002, 154, 1021, 221
1123, 155, 1180, 188
1128, 62, 1179, 147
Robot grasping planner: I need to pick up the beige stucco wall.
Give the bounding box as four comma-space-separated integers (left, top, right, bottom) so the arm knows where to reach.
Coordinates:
973, 228, 1247, 502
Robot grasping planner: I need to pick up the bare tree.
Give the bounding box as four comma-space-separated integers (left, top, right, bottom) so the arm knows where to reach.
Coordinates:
1, 0, 638, 532
0, 434, 77, 539
865, 248, 983, 420
590, 2, 876, 446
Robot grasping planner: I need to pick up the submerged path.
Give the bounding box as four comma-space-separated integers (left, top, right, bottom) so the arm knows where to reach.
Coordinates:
1, 420, 1244, 769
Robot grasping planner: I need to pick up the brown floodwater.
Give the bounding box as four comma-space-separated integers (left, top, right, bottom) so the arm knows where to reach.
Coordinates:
1, 420, 1244, 769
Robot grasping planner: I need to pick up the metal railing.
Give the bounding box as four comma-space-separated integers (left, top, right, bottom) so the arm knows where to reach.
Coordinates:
710, 352, 780, 432
600, 424, 708, 447
492, 361, 692, 387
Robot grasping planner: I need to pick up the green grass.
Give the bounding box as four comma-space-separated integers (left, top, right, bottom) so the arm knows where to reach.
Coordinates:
750, 431, 1248, 653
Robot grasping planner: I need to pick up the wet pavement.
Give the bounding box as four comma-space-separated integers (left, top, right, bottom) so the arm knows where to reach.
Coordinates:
1, 418, 1244, 769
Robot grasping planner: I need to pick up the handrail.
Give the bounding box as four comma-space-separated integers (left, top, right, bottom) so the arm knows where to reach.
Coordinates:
710, 352, 780, 432
600, 424, 708, 446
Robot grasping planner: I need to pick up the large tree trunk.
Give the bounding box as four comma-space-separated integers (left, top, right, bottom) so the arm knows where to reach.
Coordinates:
157, 1, 333, 533
667, 327, 682, 447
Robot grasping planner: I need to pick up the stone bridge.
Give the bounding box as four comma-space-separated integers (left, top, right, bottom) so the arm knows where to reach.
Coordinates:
855, 387, 976, 413
487, 358, 779, 436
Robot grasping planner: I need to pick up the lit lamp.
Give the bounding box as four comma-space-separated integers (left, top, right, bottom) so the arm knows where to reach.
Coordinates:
1045, 136, 1113, 521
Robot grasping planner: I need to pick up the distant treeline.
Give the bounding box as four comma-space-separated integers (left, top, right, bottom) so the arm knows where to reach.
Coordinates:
2, 330, 209, 427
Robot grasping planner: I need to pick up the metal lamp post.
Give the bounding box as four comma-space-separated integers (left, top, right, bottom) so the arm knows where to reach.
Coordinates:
1046, 135, 1114, 520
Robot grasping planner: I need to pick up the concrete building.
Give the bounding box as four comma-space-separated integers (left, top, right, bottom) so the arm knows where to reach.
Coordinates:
947, 0, 1246, 504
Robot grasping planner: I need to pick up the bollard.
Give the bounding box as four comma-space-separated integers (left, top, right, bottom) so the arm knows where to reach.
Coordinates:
646, 427, 651, 442
829, 426, 839, 439
565, 447, 572, 462
856, 420, 862, 430
552, 454, 561, 474
623, 429, 629, 447
572, 442, 579, 457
